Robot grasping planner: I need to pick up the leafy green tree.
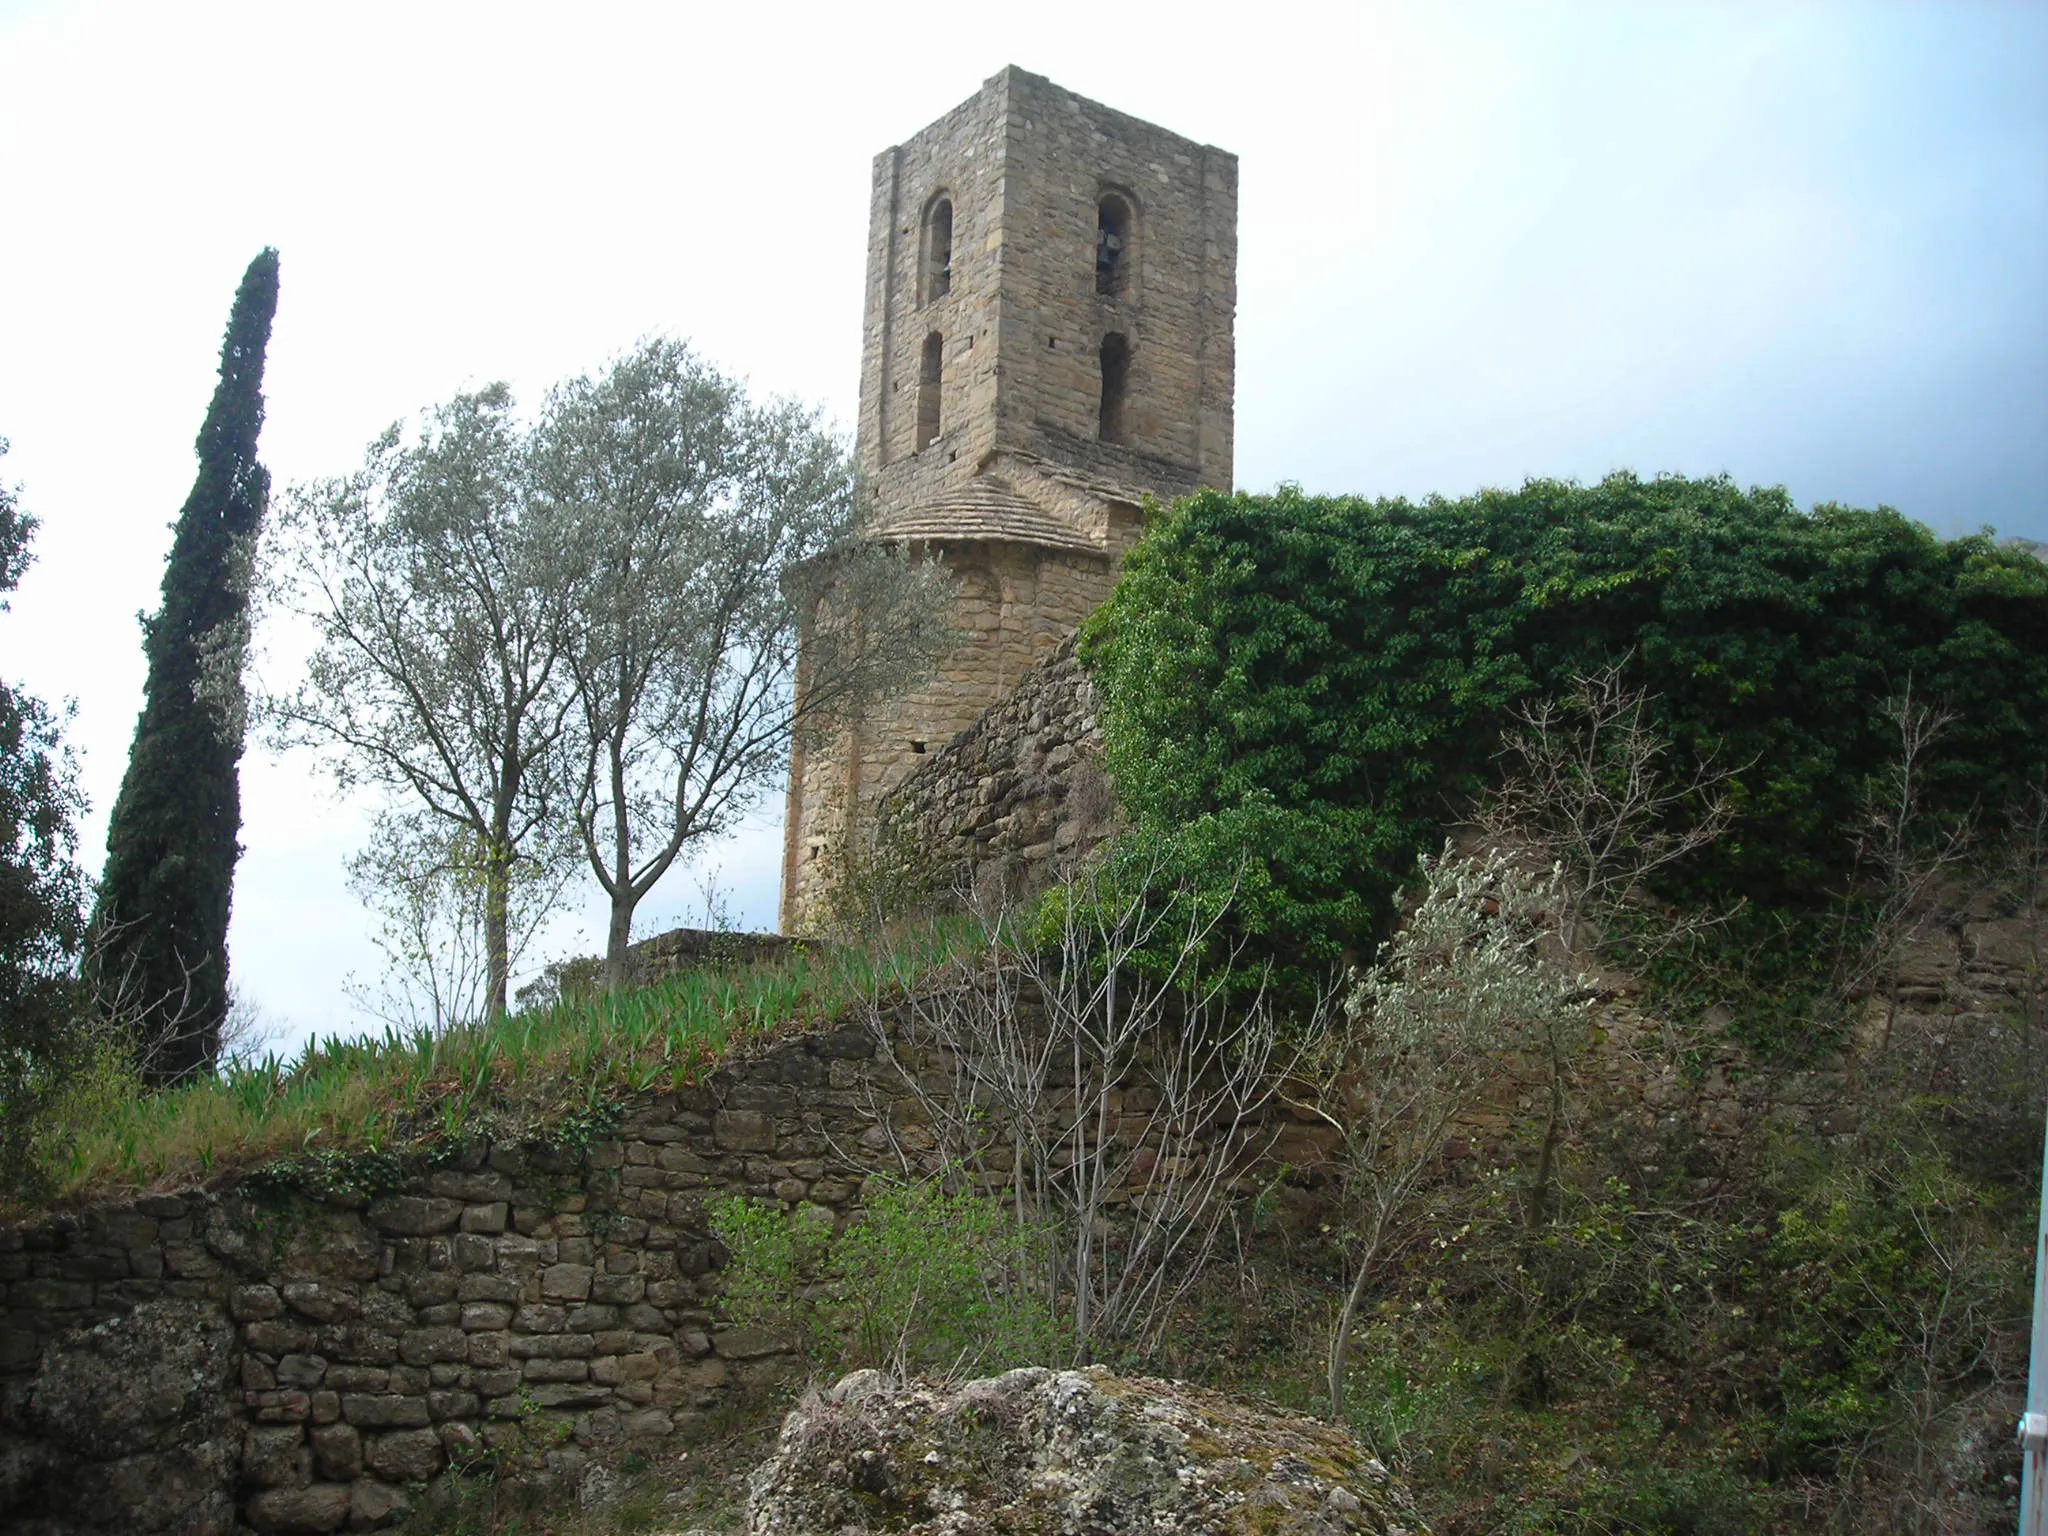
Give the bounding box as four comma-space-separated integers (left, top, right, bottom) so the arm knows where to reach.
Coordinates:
92, 249, 279, 1084
532, 338, 949, 988
270, 385, 575, 1024
0, 443, 97, 1190
1082, 474, 2048, 991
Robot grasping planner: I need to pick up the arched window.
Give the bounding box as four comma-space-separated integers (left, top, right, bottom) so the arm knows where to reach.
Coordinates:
1098, 332, 1129, 444
1096, 193, 1133, 297
916, 332, 944, 452
922, 195, 954, 303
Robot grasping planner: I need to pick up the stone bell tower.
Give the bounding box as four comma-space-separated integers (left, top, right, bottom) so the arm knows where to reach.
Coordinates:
781, 66, 1238, 930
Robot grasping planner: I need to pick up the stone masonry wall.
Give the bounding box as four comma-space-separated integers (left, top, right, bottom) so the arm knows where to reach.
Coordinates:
0, 998, 1329, 1536
783, 543, 1116, 931
0, 1021, 910, 1535
869, 632, 1113, 909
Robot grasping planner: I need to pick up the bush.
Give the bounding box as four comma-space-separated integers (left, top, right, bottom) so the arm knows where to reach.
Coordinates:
710, 1179, 1057, 1377
1081, 475, 2048, 988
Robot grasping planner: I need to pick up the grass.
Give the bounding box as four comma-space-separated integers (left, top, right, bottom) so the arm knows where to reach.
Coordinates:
20, 918, 983, 1217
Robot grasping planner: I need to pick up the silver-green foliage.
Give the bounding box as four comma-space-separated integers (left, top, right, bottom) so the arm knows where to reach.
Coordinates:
531, 337, 951, 987
1314, 842, 1586, 1420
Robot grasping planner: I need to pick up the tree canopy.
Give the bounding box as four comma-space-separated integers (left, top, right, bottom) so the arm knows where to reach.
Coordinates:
273, 337, 949, 1013
0, 442, 93, 1189
535, 337, 949, 986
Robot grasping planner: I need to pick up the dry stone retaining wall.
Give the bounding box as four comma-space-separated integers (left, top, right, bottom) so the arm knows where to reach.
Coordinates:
0, 1022, 914, 1534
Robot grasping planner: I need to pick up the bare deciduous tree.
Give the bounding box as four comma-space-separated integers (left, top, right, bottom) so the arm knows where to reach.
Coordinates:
1831, 682, 1975, 1037
868, 860, 1289, 1363
343, 810, 574, 1032
1477, 662, 1743, 1223
1478, 658, 1743, 958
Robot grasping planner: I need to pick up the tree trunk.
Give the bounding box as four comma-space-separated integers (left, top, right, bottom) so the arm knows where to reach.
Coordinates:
604, 894, 637, 992
483, 840, 510, 1021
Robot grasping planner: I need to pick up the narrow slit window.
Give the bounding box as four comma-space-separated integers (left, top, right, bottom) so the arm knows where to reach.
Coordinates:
1098, 331, 1129, 444
1096, 193, 1132, 297
916, 332, 944, 452
923, 196, 954, 303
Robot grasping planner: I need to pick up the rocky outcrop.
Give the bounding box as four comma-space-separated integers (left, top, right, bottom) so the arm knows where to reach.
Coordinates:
745, 1366, 1429, 1535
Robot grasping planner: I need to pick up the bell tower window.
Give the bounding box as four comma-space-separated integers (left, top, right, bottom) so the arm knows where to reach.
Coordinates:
1098, 332, 1129, 444
1096, 193, 1133, 297
922, 195, 954, 303
916, 332, 944, 452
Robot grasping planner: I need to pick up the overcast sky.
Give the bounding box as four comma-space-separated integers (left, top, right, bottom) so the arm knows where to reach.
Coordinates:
2, 1, 2042, 1060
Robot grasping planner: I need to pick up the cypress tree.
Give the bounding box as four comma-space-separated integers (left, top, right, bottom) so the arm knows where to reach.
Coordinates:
93, 249, 279, 1086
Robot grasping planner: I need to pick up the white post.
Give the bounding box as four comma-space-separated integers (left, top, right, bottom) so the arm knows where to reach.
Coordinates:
2021, 1100, 2048, 1536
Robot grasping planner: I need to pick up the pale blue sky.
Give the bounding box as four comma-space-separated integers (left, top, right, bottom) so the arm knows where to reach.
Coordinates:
1, 1, 2041, 1057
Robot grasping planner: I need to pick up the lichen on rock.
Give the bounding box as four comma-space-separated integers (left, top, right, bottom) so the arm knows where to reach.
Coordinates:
744, 1365, 1429, 1535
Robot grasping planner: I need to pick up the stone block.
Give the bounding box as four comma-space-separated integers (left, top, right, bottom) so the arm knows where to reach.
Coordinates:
323, 1364, 389, 1393
460, 1202, 509, 1235
509, 1332, 596, 1359
713, 1328, 784, 1360
428, 1388, 481, 1420
526, 1381, 609, 1409
246, 1389, 312, 1424
366, 1195, 464, 1237
398, 1325, 467, 1365
310, 1420, 362, 1481
713, 1109, 775, 1152
456, 1272, 519, 1303
243, 1423, 311, 1488
468, 1332, 510, 1369
523, 1357, 590, 1383
364, 1426, 444, 1482
340, 1393, 432, 1429
542, 1262, 595, 1301
311, 1325, 398, 1366
405, 1271, 459, 1307
280, 1281, 360, 1324
276, 1352, 328, 1387
590, 1273, 645, 1305
426, 1169, 514, 1203
246, 1483, 351, 1535
515, 1302, 569, 1333
461, 1301, 514, 1331
349, 1478, 411, 1531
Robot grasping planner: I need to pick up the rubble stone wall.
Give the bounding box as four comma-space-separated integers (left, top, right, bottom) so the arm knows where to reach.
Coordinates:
868, 632, 1114, 909
0, 1001, 1327, 1536
0, 1023, 911, 1534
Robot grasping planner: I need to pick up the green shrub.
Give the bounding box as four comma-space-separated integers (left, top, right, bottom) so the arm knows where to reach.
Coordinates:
710, 1179, 1058, 1376
1081, 475, 2048, 998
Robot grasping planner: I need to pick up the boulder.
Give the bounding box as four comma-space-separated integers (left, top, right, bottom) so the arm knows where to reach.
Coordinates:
0, 1297, 240, 1533
745, 1365, 1429, 1534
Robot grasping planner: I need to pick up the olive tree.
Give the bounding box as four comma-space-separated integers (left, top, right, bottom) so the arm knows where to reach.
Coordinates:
268, 385, 576, 1021
533, 338, 950, 988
